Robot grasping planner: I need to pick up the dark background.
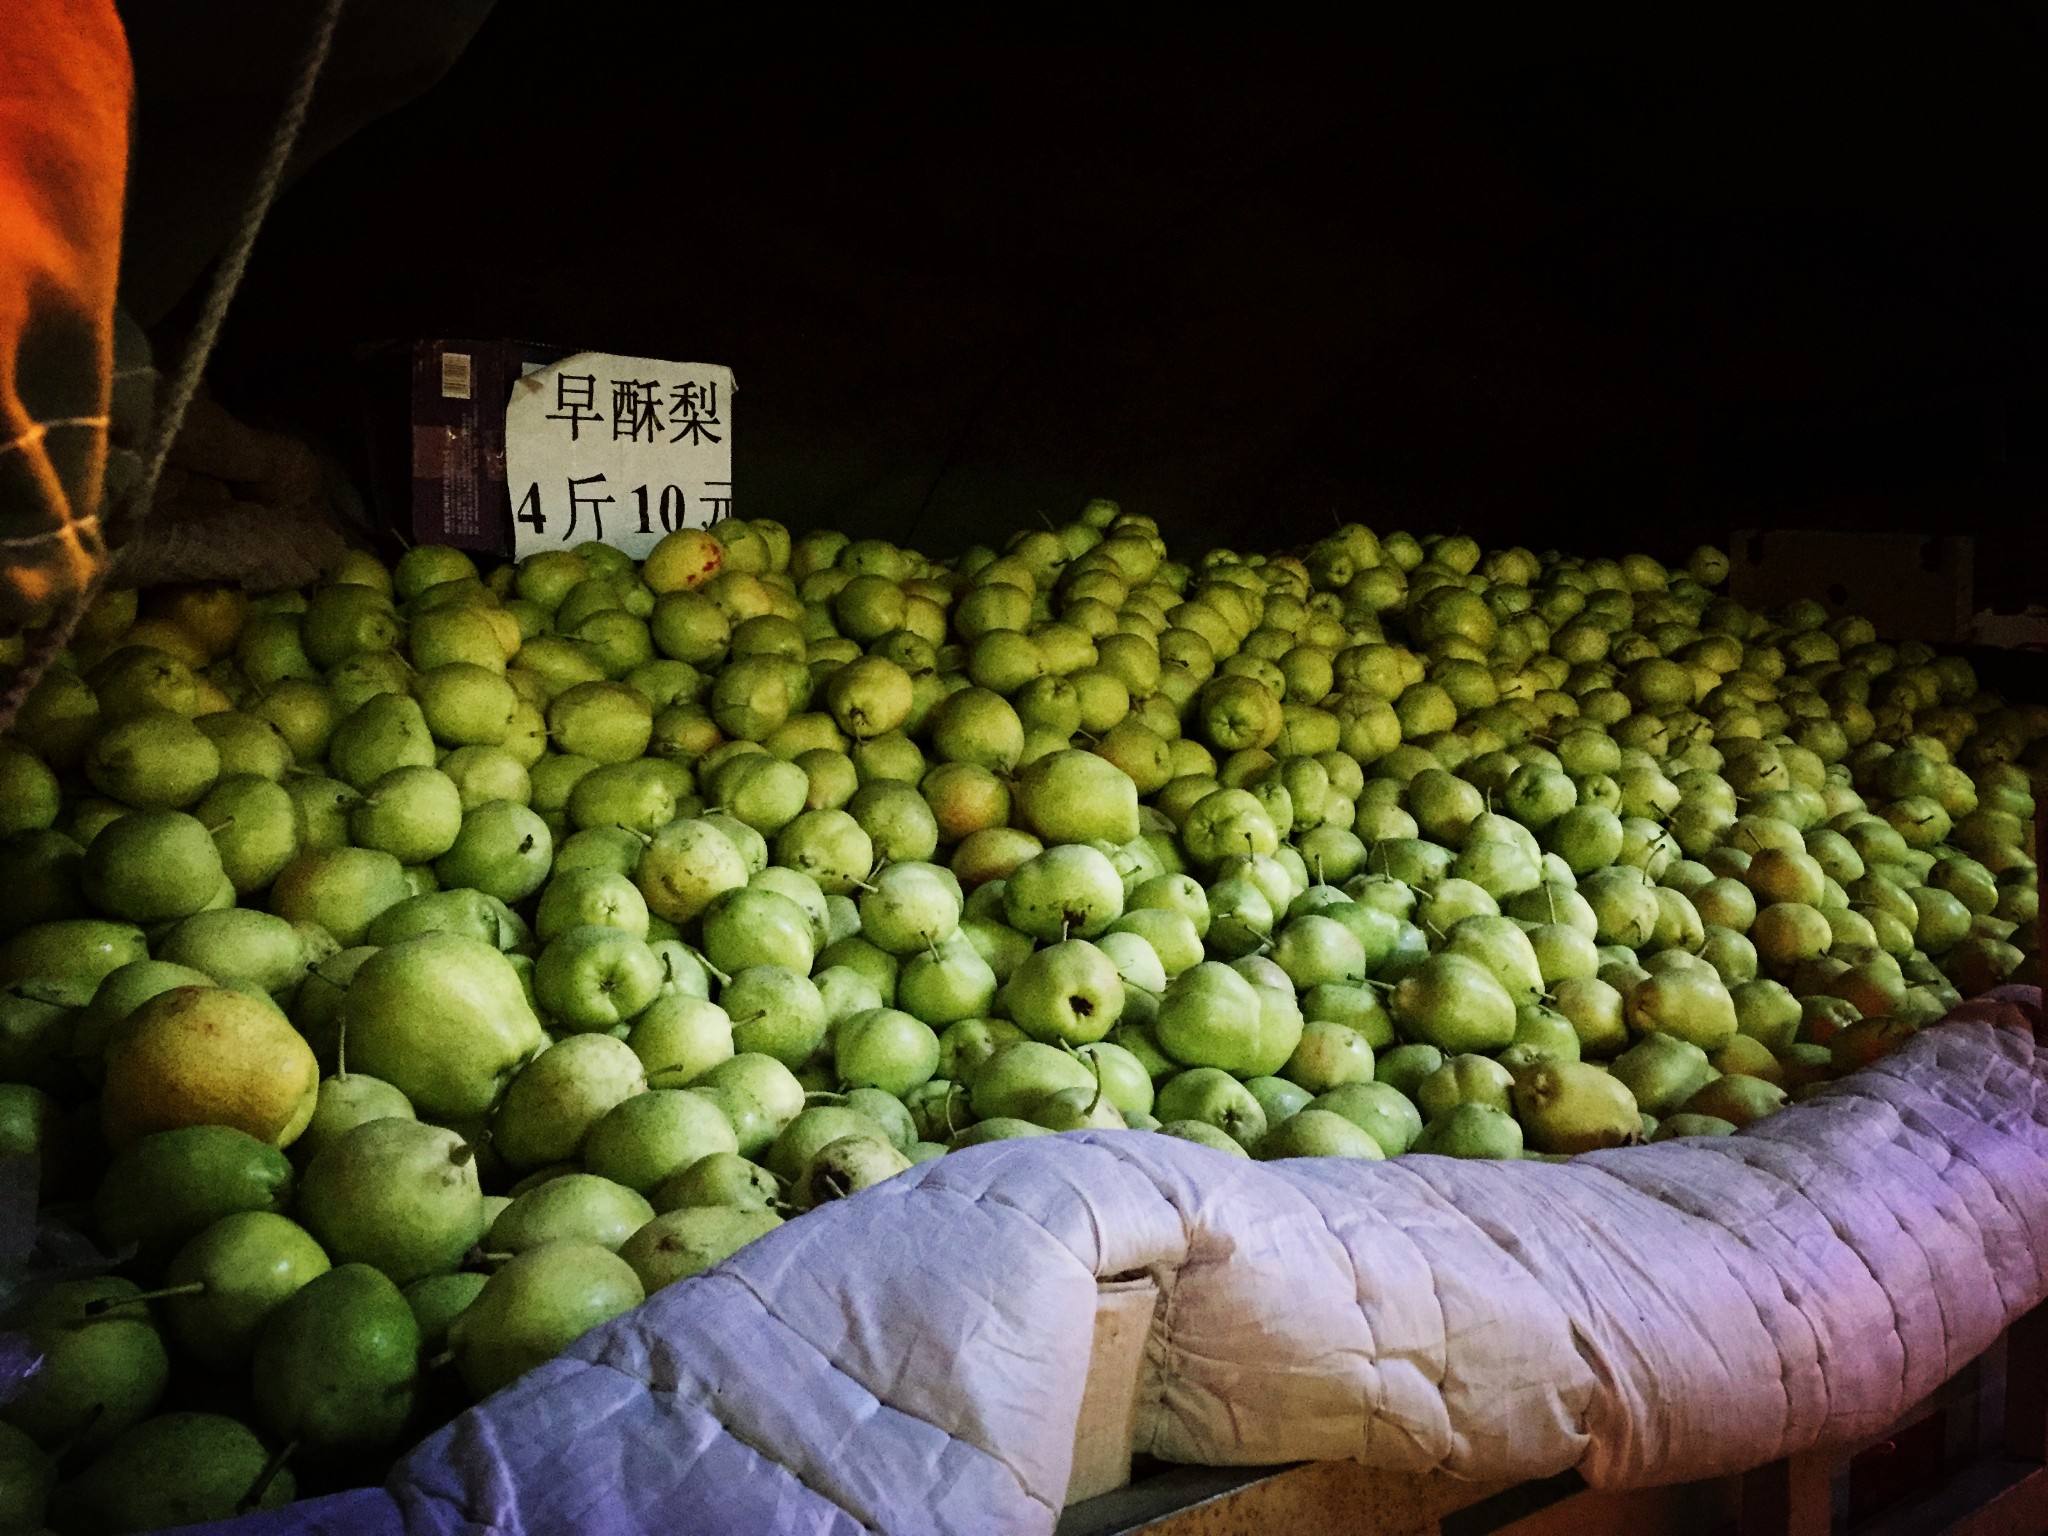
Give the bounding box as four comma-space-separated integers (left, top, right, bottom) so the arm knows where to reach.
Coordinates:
120, 5, 2046, 603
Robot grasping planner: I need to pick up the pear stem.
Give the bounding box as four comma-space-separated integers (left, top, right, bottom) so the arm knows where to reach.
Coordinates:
684, 944, 730, 984
86, 1281, 206, 1313
335, 1013, 347, 1080
239, 1440, 298, 1513
424, 1348, 456, 1371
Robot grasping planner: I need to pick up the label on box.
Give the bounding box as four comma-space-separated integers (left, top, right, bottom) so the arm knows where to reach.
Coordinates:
504, 352, 735, 562
409, 339, 571, 556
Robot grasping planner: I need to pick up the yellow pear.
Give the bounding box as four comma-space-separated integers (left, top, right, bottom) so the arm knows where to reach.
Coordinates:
101, 986, 318, 1150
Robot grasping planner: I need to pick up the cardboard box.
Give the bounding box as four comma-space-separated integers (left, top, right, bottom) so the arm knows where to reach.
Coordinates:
1066, 1275, 1159, 1505
1728, 529, 1973, 643
406, 339, 569, 555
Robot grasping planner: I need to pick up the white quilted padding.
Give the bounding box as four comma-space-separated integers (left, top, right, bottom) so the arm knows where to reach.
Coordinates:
204, 993, 2048, 1536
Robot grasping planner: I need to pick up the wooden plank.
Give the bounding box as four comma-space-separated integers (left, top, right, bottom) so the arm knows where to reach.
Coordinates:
1738, 1449, 1832, 1536
2004, 1299, 2048, 1464
1059, 1462, 1507, 1536
1852, 1458, 2048, 1536
1484, 1478, 1739, 1536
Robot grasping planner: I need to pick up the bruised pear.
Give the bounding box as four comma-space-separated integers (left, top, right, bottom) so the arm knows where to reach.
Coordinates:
1511, 1060, 1642, 1154
795, 1134, 913, 1209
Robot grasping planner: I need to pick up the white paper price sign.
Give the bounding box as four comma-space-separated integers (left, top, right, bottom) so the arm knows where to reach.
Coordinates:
504, 351, 735, 561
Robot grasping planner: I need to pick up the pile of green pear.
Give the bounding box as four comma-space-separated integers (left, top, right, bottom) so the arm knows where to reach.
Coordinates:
0, 505, 2039, 1530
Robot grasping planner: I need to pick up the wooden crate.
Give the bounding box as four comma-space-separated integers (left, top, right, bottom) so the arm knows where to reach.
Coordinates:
1058, 1296, 2048, 1536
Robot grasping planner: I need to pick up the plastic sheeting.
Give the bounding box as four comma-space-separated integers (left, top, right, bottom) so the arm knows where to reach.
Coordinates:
192, 988, 2048, 1536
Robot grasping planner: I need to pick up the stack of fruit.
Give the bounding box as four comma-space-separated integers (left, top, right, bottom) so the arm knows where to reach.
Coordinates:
0, 506, 2037, 1531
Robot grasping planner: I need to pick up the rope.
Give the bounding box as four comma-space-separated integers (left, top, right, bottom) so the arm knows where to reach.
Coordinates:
0, 0, 347, 735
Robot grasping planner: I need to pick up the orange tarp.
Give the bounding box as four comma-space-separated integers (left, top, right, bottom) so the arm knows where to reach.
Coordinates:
0, 0, 130, 630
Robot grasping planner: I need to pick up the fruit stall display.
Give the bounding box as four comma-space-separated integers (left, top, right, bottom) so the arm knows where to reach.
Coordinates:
0, 505, 2039, 1533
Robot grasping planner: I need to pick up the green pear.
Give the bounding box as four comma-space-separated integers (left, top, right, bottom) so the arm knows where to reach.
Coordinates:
634, 818, 749, 925
57, 1412, 293, 1531
1552, 976, 1630, 1058
697, 1053, 805, 1130
536, 866, 650, 941
1228, 1073, 1310, 1122
1390, 953, 1517, 1054
293, 1072, 415, 1165
935, 1017, 1028, 1088
164, 1211, 332, 1371
1258, 1107, 1386, 1160
1679, 1073, 1786, 1128
1154, 960, 1263, 1070
1312, 1082, 1424, 1157
1610, 1034, 1718, 1117
285, 944, 376, 1070
721, 966, 828, 1068
1013, 750, 1140, 845
327, 692, 435, 791
268, 845, 410, 946
435, 800, 554, 904
628, 994, 735, 1085
766, 1105, 894, 1184
652, 1151, 781, 1214
0, 988, 77, 1096
835, 1008, 941, 1096
796, 1135, 914, 1208
583, 1089, 741, 1192
1443, 915, 1545, 1003
1027, 1083, 1126, 1132
1512, 1061, 1642, 1153
619, 1207, 783, 1292
0, 918, 149, 1004
403, 1271, 488, 1354
494, 1035, 647, 1168
897, 936, 1000, 1025
963, 1042, 1093, 1125
156, 907, 307, 998
80, 811, 225, 923
0, 1278, 168, 1451
1002, 940, 1124, 1048
449, 1241, 645, 1398
0, 1420, 54, 1533
1232, 956, 1305, 1077
1154, 1067, 1267, 1148
1373, 1042, 1445, 1098
83, 709, 221, 809
1416, 1054, 1516, 1121
339, 932, 545, 1120
364, 886, 527, 951
489, 1173, 654, 1253
298, 1119, 485, 1285
1652, 1112, 1739, 1141
1156, 1119, 1251, 1156
533, 926, 665, 1032
252, 1263, 419, 1452
1073, 1041, 1156, 1118
0, 827, 89, 939
1412, 1102, 1524, 1159
1626, 965, 1738, 1050
93, 1124, 293, 1270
